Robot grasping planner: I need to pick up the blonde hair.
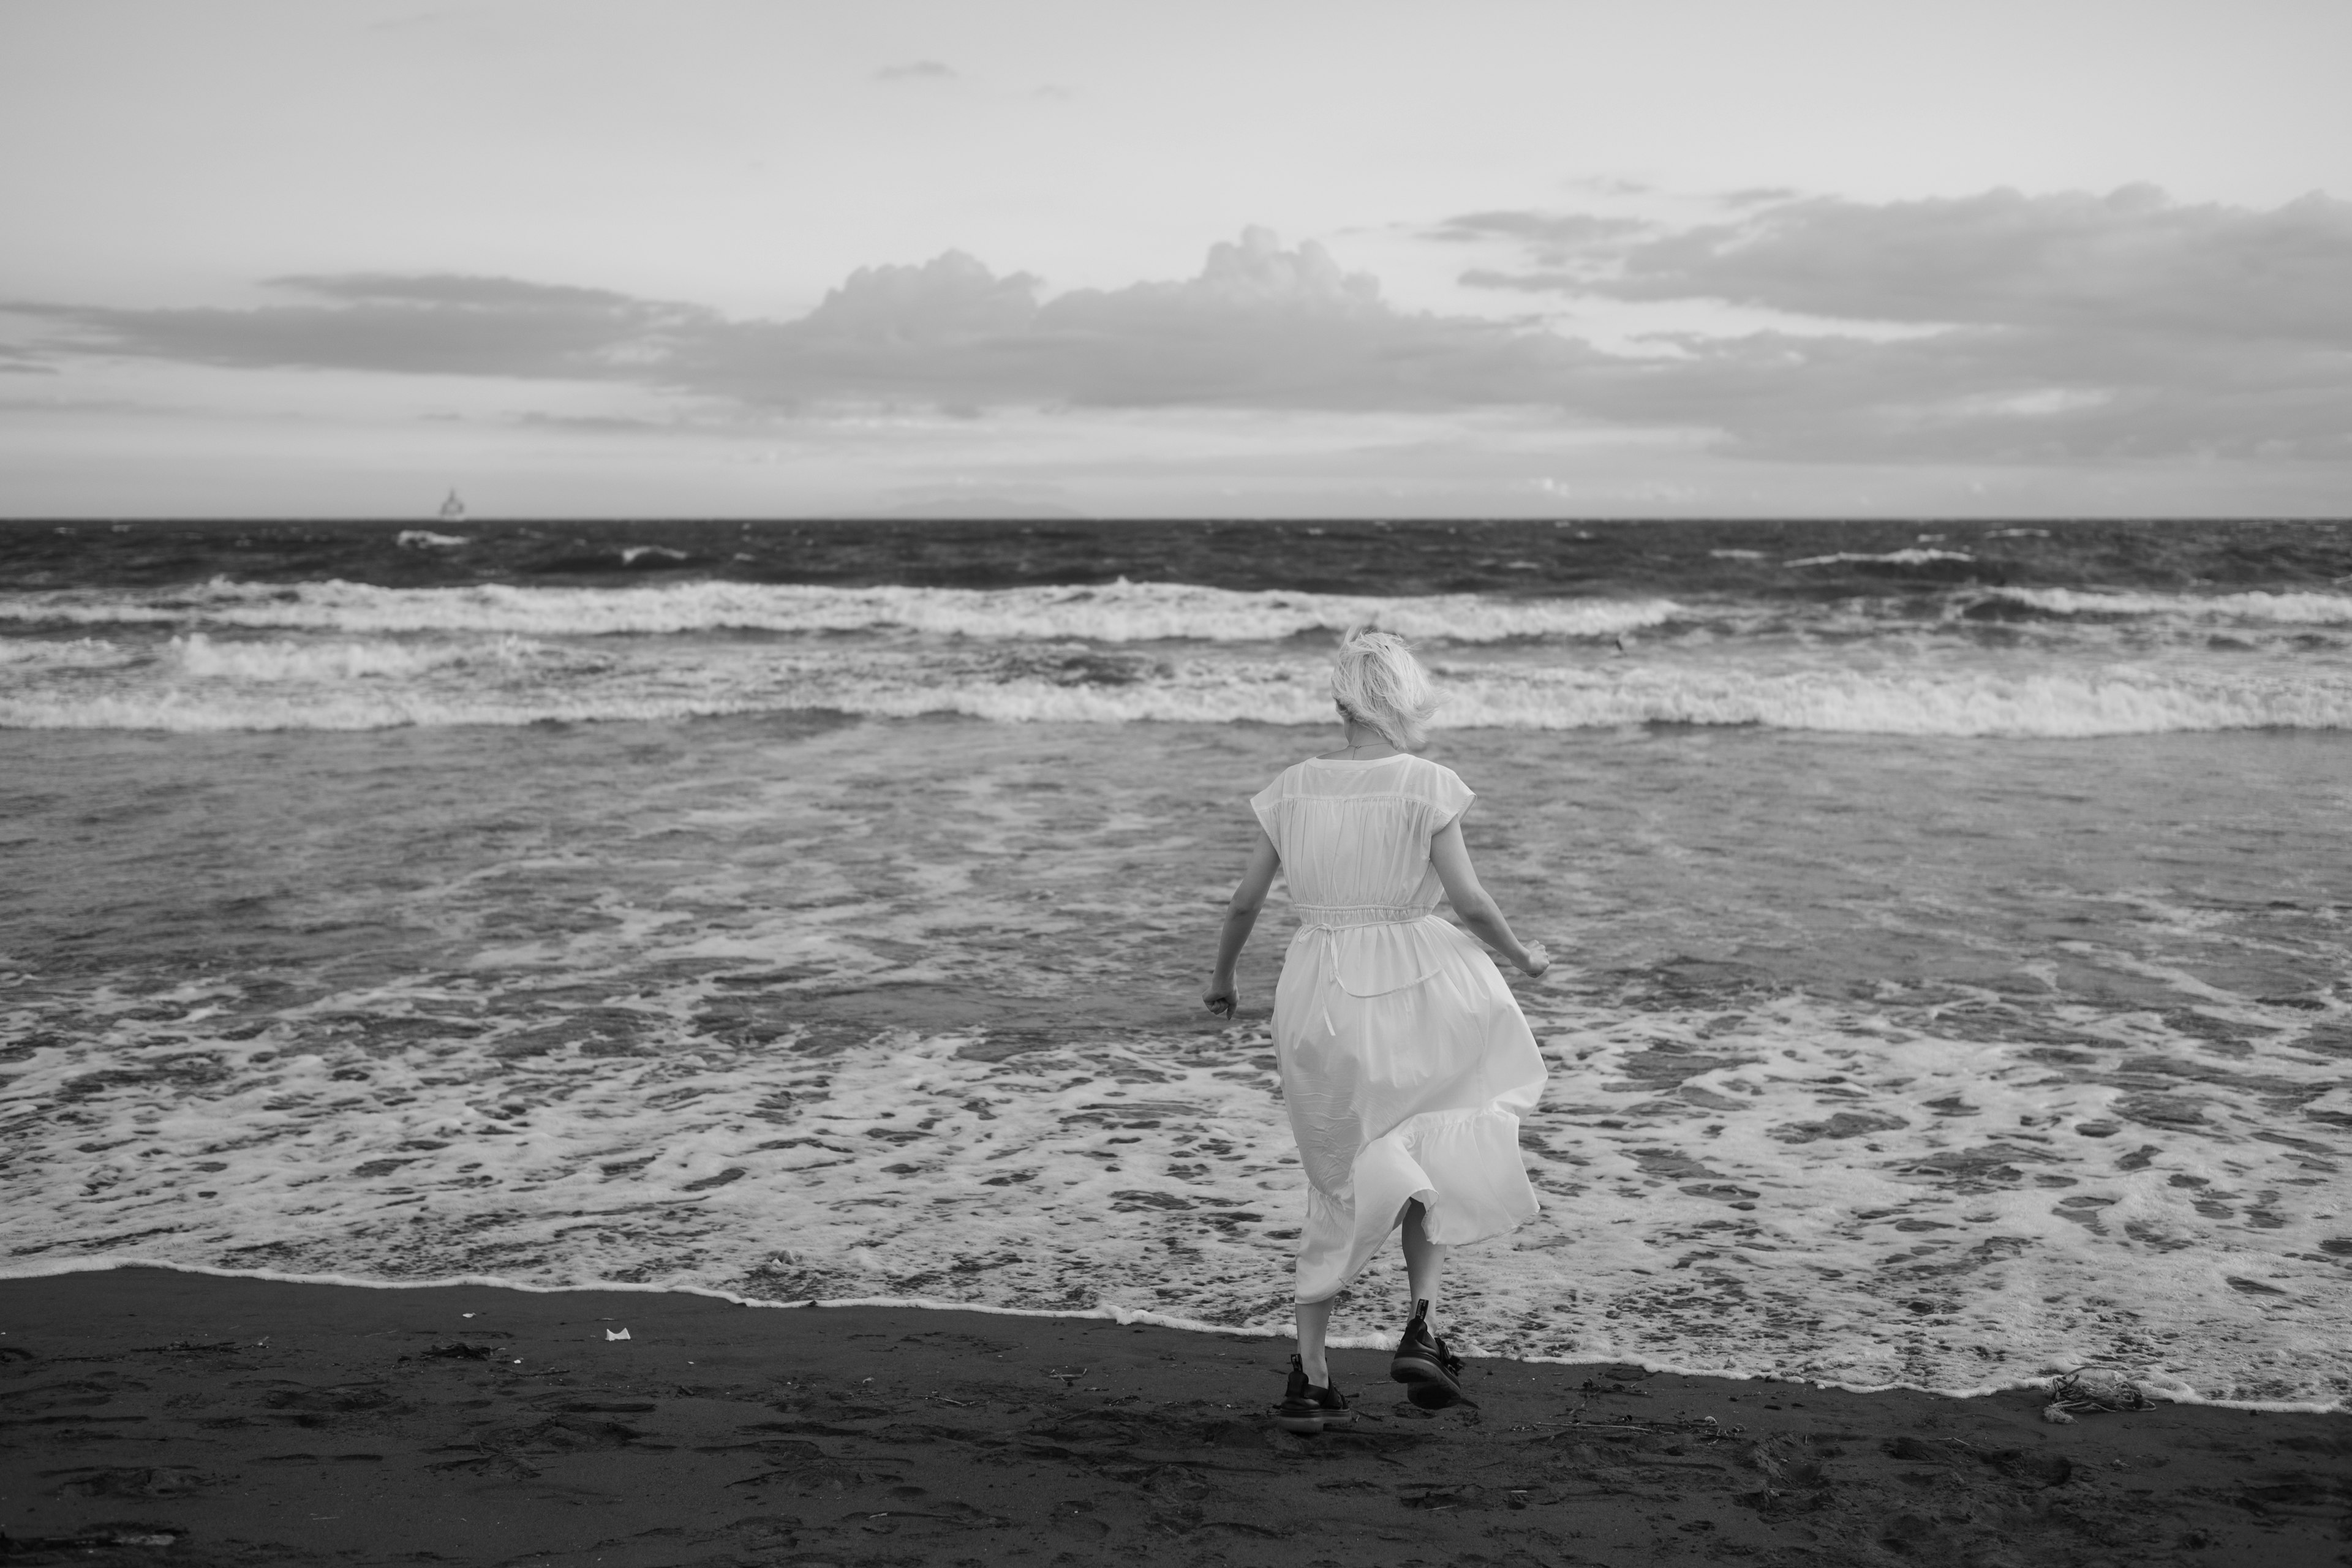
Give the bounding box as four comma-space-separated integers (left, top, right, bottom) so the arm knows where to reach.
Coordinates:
1330, 626, 1439, 751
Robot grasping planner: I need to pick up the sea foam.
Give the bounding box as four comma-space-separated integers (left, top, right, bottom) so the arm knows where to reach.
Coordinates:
1787, 549, 1977, 568
7, 641, 2351, 734
2, 578, 1684, 644
4, 987, 2343, 1407
0, 637, 131, 669
3, 707, 2345, 1407
169, 632, 559, 682
9, 576, 2351, 736
1985, 587, 2352, 624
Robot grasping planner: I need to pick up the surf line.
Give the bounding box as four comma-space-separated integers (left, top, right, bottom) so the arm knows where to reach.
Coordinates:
7, 1256, 2340, 1414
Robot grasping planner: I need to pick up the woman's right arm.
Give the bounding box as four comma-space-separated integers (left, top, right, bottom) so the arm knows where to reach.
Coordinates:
1202, 827, 1280, 1018
1430, 817, 1550, 976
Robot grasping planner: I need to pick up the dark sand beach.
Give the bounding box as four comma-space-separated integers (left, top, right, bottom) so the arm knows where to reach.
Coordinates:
2, 1268, 2343, 1567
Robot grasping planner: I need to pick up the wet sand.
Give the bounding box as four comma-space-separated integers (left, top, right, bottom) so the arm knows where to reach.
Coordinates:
2, 1267, 2343, 1567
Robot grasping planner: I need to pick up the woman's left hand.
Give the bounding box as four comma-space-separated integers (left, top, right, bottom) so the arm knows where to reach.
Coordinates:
1202, 981, 1239, 1019
1518, 942, 1551, 978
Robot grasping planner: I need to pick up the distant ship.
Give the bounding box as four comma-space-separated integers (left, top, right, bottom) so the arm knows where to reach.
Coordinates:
439, 489, 467, 524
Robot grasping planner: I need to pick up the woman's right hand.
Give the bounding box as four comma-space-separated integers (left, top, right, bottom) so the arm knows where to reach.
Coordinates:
1517, 942, 1551, 978
1203, 979, 1239, 1019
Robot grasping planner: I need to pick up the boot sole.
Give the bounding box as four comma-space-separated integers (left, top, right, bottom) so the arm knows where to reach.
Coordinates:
1391, 1357, 1465, 1408
1272, 1406, 1357, 1434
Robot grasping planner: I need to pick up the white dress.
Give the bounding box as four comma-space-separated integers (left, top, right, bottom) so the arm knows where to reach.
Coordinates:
1251, 753, 1547, 1304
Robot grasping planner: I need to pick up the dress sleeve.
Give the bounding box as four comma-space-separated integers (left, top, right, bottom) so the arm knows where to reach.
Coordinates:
1248, 772, 1287, 853
1426, 763, 1476, 833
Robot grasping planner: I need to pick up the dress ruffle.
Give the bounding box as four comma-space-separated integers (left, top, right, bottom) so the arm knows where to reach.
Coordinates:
1296, 1105, 1540, 1303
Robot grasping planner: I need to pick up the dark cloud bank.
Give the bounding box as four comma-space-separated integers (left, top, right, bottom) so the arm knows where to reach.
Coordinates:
10, 190, 2348, 463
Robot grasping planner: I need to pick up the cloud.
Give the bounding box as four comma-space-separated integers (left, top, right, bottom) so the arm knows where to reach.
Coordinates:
6, 231, 1598, 415
875, 60, 955, 81
1594, 186, 2352, 344
797, 251, 1045, 344
1451, 186, 2352, 460
1430, 211, 1652, 255
515, 412, 671, 433
9, 196, 2347, 464
1455, 266, 1597, 295
9, 274, 714, 380
665, 227, 1610, 413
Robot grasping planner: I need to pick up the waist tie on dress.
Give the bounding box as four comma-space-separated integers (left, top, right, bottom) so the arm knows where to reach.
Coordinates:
1293, 903, 1447, 1036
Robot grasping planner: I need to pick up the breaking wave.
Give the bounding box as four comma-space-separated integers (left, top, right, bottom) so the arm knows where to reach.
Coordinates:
0, 637, 131, 670
1981, 587, 2352, 624
1, 578, 1684, 644
169, 632, 575, 682
1787, 549, 1977, 568
7, 646, 2350, 736
9, 573, 2351, 736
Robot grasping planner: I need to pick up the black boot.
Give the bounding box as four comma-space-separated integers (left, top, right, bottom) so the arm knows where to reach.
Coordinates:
1389, 1298, 1468, 1409
1275, 1352, 1356, 1434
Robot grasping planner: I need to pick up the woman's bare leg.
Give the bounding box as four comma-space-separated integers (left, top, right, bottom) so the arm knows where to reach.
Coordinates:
1300, 1202, 1447, 1388
1295, 1296, 1335, 1386
1401, 1200, 1450, 1325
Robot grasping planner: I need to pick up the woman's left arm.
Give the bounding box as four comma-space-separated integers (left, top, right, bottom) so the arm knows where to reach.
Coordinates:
1203, 827, 1280, 1019
1431, 817, 1549, 976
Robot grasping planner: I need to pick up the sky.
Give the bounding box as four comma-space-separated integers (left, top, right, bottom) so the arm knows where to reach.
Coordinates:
3, 0, 2350, 519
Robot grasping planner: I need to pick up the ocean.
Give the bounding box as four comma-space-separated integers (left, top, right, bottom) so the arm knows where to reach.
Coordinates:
2, 516, 2346, 1409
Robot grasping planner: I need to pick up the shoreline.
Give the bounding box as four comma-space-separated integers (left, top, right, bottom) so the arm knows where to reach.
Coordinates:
9, 1259, 2343, 1417
3, 1267, 2344, 1566
9, 1257, 2346, 1421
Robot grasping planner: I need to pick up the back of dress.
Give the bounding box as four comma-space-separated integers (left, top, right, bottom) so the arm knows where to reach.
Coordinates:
1249, 750, 1546, 1305
1251, 754, 1471, 914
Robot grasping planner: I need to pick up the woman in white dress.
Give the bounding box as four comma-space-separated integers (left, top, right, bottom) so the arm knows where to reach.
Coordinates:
1203, 629, 1550, 1433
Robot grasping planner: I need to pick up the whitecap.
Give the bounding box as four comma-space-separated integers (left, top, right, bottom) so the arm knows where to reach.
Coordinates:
1785, 549, 1977, 568
1983, 587, 2352, 625
0, 636, 129, 670
0, 578, 1686, 645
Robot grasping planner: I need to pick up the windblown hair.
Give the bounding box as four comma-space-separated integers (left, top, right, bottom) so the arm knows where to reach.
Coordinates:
1329, 626, 1440, 752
